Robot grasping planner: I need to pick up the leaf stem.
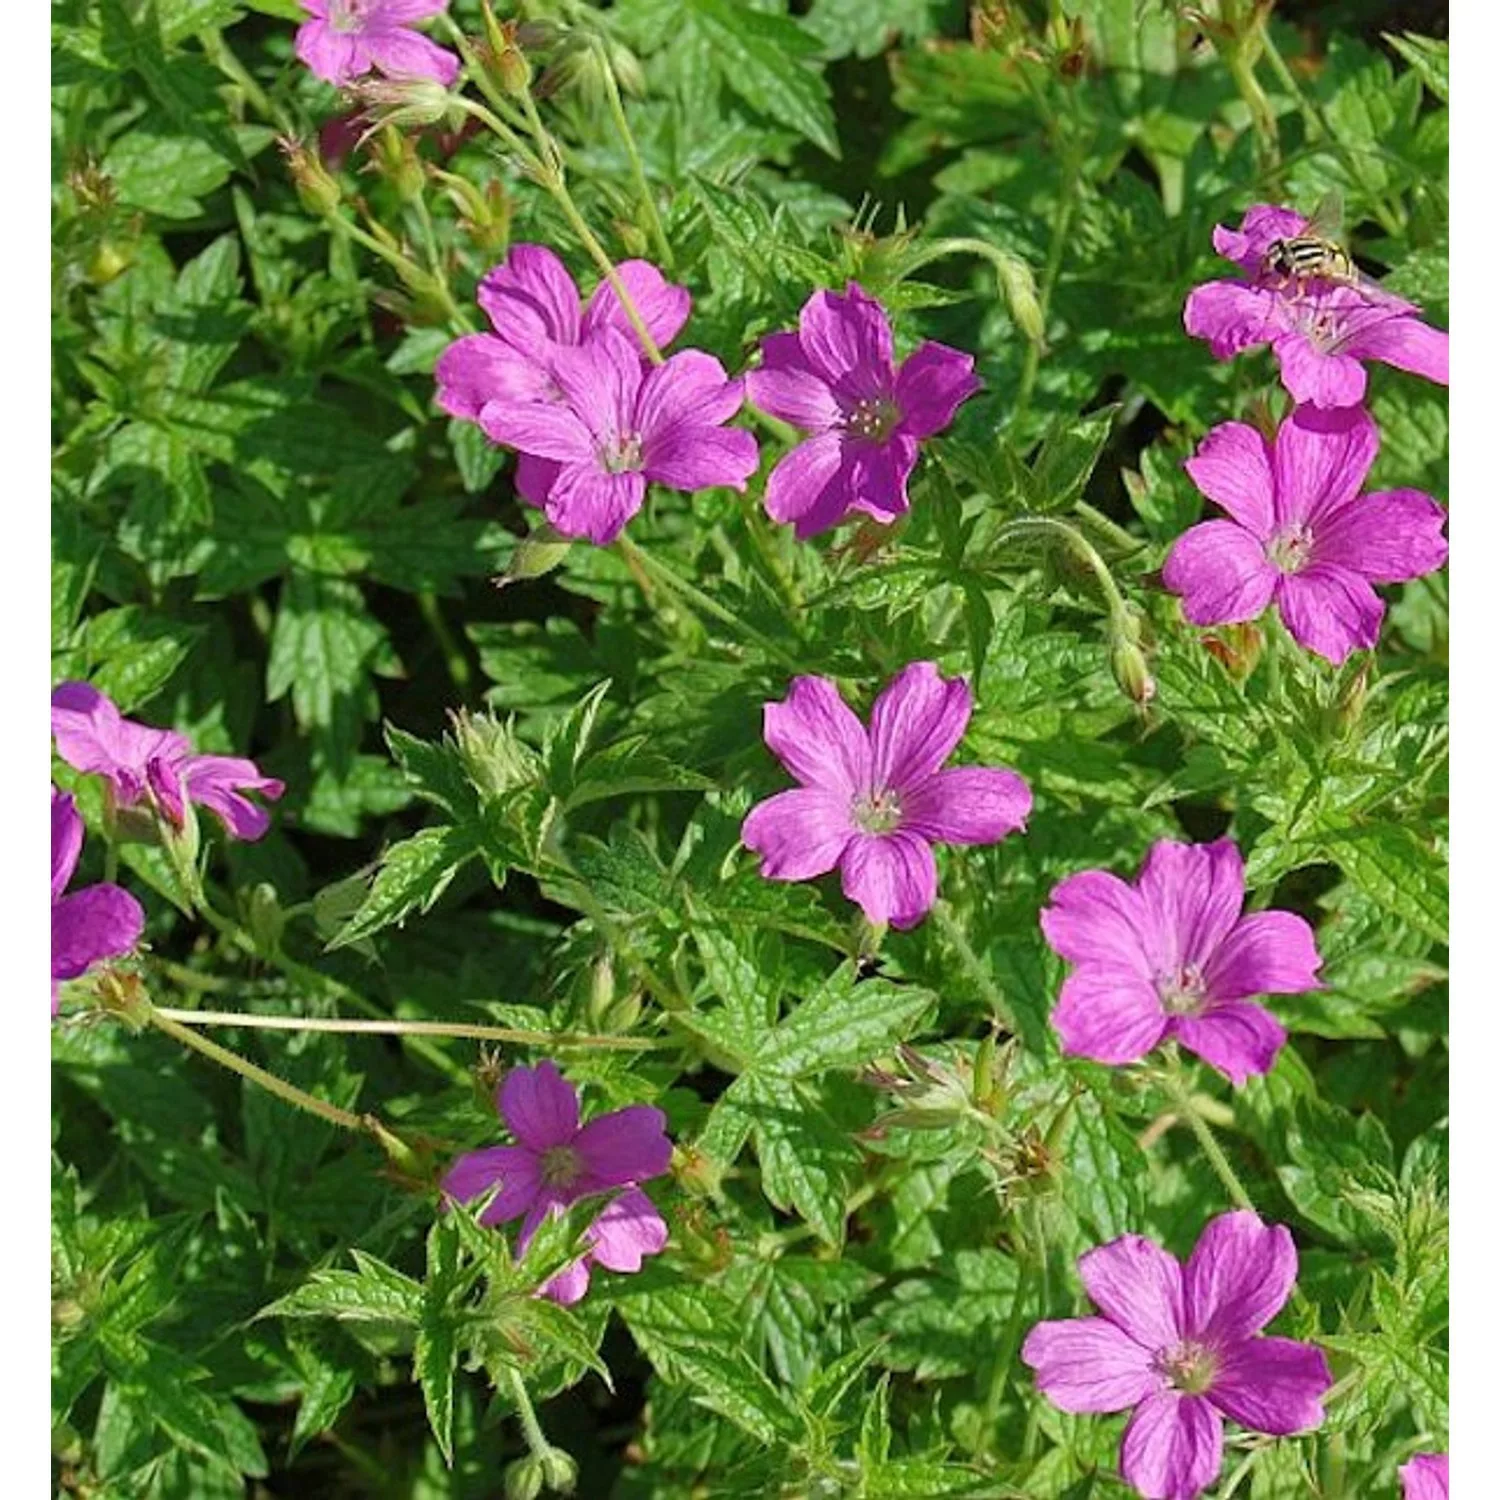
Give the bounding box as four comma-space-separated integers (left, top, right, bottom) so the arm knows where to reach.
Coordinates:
151, 1007, 658, 1050
593, 40, 674, 271
1012, 154, 1080, 429
930, 900, 1018, 1034
1158, 1055, 1256, 1213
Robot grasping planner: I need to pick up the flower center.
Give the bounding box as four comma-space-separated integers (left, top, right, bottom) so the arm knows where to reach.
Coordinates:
851, 788, 903, 835
601, 432, 643, 473
1155, 1340, 1220, 1396
844, 396, 900, 444
1156, 964, 1207, 1017
1266, 525, 1315, 575
328, 0, 372, 32
539, 1144, 583, 1188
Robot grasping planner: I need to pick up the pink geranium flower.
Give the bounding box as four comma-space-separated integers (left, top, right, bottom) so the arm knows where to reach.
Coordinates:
296, 0, 459, 88
742, 662, 1031, 929
1040, 838, 1321, 1085
1184, 204, 1448, 409
1400, 1453, 1449, 1499
51, 683, 285, 842
52, 787, 144, 1016
474, 329, 760, 544
746, 283, 979, 538
441, 1061, 672, 1306
1023, 1211, 1333, 1500
436, 245, 691, 514
1163, 405, 1447, 665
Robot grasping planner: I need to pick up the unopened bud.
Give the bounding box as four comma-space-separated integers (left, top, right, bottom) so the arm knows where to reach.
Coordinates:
278, 135, 342, 218
86, 241, 132, 286
586, 953, 616, 1025
504, 1456, 545, 1500
994, 250, 1045, 346
539, 1447, 578, 1494
1202, 621, 1264, 681
372, 125, 424, 203
497, 44, 533, 96
449, 708, 537, 800
674, 1145, 723, 1199
1107, 608, 1156, 706
352, 76, 456, 132
1332, 659, 1371, 738
245, 882, 285, 957
499, 521, 572, 586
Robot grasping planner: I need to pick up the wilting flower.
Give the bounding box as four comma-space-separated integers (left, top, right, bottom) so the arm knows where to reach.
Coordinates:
441, 1060, 672, 1305
742, 663, 1031, 929
52, 787, 144, 1016
436, 244, 691, 512
475, 329, 759, 544
1400, 1453, 1449, 1500
1163, 405, 1447, 666
1023, 1211, 1333, 1500
1184, 204, 1448, 409
51, 683, 285, 842
1040, 838, 1321, 1085
746, 283, 979, 538
296, 0, 460, 88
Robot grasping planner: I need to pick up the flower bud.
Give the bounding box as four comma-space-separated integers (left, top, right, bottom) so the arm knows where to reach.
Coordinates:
504, 1456, 545, 1500
352, 76, 457, 132
371, 125, 424, 203
674, 1144, 723, 1200
539, 1447, 579, 1494
278, 135, 342, 218
994, 250, 1045, 347
1107, 608, 1156, 706
499, 521, 572, 586
497, 44, 534, 96
449, 708, 537, 801
245, 882, 285, 957
1332, 659, 1371, 738
86, 241, 132, 286
1202, 621, 1264, 680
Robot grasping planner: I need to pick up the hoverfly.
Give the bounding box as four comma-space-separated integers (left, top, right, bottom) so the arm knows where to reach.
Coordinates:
1258, 190, 1402, 306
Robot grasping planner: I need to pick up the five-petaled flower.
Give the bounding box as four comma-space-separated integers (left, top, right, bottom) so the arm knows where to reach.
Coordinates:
1023, 1211, 1333, 1500
52, 786, 144, 1017
51, 683, 285, 842
742, 662, 1031, 929
1040, 837, 1321, 1085
475, 328, 760, 544
441, 1060, 672, 1305
1184, 204, 1449, 409
296, 0, 459, 88
1400, 1452, 1449, 1500
746, 283, 980, 538
1163, 404, 1448, 665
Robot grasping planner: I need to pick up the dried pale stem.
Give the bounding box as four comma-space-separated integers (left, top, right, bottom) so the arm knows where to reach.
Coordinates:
152, 1007, 657, 1051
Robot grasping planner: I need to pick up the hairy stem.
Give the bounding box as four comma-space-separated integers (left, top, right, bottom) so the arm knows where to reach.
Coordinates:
1159, 1058, 1257, 1213
931, 900, 1018, 1033
594, 40, 674, 270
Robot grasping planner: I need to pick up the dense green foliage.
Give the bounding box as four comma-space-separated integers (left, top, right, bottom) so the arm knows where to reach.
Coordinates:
52, 2, 1447, 1496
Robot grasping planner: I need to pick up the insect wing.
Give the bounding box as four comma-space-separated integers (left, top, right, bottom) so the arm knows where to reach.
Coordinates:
1300, 189, 1345, 241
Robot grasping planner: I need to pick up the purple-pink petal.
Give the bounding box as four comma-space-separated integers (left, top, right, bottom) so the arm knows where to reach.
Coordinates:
762, 676, 871, 795
1184, 1211, 1298, 1346
637, 350, 744, 437
363, 26, 459, 84
762, 432, 852, 537
900, 766, 1031, 846
1316, 488, 1448, 583
1344, 313, 1448, 388
1183, 281, 1282, 359
742, 788, 854, 881
1137, 839, 1245, 975
540, 1256, 592, 1306
1040, 870, 1153, 977
180, 756, 284, 842
1120, 1390, 1224, 1500
499, 1061, 580, 1152
797, 283, 894, 401
1400, 1453, 1449, 1500
586, 1186, 669, 1272
52, 788, 84, 901
1052, 966, 1167, 1066
52, 885, 145, 985
645, 425, 760, 495
1272, 333, 1368, 409
295, 21, 361, 83
1182, 422, 1275, 537
544, 467, 647, 544
839, 831, 937, 930
573, 1105, 672, 1191
1211, 205, 1307, 272
435, 334, 555, 420
477, 244, 583, 348
581, 260, 691, 351
1078, 1235, 1185, 1351
1275, 565, 1384, 664
1162, 520, 1279, 627
1209, 1335, 1332, 1436
1204, 911, 1323, 1003
479, 398, 596, 464
1169, 1001, 1287, 1086
441, 1144, 543, 1226
746, 361, 842, 433
1020, 1317, 1162, 1413
867, 662, 973, 794
893, 341, 980, 440
845, 433, 918, 520
1271, 404, 1380, 528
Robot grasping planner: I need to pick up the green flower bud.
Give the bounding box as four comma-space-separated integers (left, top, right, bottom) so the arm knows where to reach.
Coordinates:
504, 1456, 545, 1500
500, 521, 572, 586
277, 135, 342, 218
449, 708, 538, 801
994, 250, 1045, 347
539, 1447, 579, 1494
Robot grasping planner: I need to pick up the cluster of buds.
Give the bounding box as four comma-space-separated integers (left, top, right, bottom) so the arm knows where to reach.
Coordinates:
861, 1035, 1010, 1135
449, 708, 540, 805
972, 1, 1089, 81
1106, 602, 1157, 707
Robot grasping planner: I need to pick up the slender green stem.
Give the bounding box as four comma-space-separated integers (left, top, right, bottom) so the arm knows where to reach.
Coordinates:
1012, 157, 1080, 428
930, 900, 1018, 1033
199, 27, 288, 132
504, 1366, 556, 1462
991, 515, 1131, 622
1225, 42, 1280, 170
594, 41, 674, 270
980, 1246, 1033, 1451
1159, 1059, 1257, 1213
102, 842, 119, 887
411, 190, 445, 277
616, 535, 802, 671
145, 1005, 368, 1133
152, 1007, 658, 1050
418, 590, 472, 693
